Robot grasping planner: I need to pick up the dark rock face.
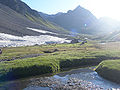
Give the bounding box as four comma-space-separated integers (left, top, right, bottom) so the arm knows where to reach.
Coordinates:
71, 39, 79, 44
0, 49, 2, 54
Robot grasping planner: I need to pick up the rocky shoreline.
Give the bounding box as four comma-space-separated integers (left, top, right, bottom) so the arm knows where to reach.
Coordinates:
1, 68, 120, 90
28, 77, 106, 90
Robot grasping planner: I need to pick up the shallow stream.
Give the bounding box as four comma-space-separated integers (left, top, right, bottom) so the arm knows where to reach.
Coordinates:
0, 67, 120, 90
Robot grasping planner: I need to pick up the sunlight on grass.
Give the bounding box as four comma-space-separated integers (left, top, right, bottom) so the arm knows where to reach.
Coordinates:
0, 42, 120, 81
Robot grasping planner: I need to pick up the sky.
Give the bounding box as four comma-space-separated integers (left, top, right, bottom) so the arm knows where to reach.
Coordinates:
22, 0, 120, 20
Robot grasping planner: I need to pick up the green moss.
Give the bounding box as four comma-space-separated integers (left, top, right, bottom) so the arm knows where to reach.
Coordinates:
0, 58, 59, 81
95, 60, 120, 84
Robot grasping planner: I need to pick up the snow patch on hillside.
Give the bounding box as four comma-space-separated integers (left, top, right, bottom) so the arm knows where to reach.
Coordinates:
0, 33, 70, 47
27, 27, 57, 35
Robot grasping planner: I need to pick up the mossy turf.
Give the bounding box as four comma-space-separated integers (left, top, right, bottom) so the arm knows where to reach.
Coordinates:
95, 60, 120, 84
0, 42, 120, 81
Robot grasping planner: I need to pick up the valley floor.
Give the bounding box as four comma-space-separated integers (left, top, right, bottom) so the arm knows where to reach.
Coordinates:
0, 41, 120, 83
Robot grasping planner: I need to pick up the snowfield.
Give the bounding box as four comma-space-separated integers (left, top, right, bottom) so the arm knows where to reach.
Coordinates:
0, 33, 70, 47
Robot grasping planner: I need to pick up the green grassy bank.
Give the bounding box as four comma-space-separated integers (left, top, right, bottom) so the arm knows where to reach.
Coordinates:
0, 42, 120, 81
95, 60, 120, 84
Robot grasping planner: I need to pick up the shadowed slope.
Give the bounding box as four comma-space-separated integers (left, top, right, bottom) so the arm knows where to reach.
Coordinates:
0, 0, 68, 36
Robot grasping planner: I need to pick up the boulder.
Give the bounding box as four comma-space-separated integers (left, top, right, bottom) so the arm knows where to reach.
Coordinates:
0, 49, 2, 54
71, 39, 79, 44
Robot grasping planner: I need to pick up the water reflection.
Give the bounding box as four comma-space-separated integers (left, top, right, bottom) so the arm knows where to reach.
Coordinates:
0, 79, 29, 90
54, 67, 120, 89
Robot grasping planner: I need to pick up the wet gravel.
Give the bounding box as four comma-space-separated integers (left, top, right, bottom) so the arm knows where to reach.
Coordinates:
28, 77, 105, 90
1, 67, 120, 90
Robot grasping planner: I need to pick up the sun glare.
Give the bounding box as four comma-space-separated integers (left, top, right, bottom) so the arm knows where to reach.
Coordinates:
82, 0, 120, 20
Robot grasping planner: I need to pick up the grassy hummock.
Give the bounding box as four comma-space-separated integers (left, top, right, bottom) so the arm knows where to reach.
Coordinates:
95, 60, 120, 84
0, 42, 120, 81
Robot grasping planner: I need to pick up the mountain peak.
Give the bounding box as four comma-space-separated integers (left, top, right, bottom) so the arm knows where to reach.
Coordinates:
74, 5, 84, 11
76, 5, 81, 9
40, 5, 98, 34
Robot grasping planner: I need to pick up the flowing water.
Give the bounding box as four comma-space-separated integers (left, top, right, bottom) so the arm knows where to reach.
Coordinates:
0, 67, 120, 90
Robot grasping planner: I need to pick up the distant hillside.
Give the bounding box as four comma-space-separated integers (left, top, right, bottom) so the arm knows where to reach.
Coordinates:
0, 0, 68, 36
90, 17, 120, 41
40, 5, 98, 34
101, 30, 120, 41
98, 17, 120, 33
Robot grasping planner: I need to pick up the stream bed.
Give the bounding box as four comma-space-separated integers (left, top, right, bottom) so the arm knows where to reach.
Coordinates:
0, 67, 120, 90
